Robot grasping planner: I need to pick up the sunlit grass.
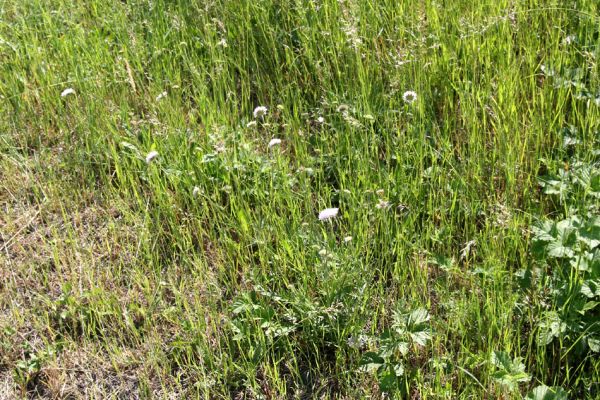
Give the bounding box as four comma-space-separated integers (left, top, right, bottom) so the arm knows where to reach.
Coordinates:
1, 0, 598, 398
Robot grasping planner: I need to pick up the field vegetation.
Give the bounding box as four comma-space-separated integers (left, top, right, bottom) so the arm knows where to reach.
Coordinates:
0, 0, 599, 398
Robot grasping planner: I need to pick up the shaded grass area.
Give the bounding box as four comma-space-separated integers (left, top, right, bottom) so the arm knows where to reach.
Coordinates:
1, 0, 599, 398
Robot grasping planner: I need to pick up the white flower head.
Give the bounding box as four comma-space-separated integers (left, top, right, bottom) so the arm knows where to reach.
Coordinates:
376, 199, 391, 209
343, 236, 353, 243
563, 35, 576, 45
318, 207, 339, 221
156, 91, 167, 101
268, 138, 282, 148
317, 116, 325, 124
61, 88, 75, 97
253, 106, 268, 119
145, 150, 159, 164
192, 186, 201, 197
246, 120, 257, 128
402, 90, 417, 104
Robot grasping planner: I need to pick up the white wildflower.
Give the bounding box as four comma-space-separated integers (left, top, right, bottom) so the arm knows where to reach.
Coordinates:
343, 236, 353, 243
318, 207, 339, 221
192, 186, 201, 197
376, 199, 390, 209
317, 116, 325, 124
402, 91, 417, 104
375, 189, 385, 197
214, 143, 226, 153
246, 120, 257, 128
268, 138, 282, 148
145, 150, 159, 164
156, 91, 167, 101
253, 106, 268, 119
563, 35, 576, 45
60, 88, 75, 97
217, 38, 228, 47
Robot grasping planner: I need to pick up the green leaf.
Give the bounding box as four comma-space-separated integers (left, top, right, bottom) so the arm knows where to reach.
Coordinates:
588, 337, 600, 352
430, 254, 455, 271
578, 217, 600, 249
532, 220, 556, 242
581, 280, 600, 298
392, 307, 432, 347
537, 312, 566, 346
378, 368, 401, 393
359, 352, 384, 373
490, 351, 530, 390
546, 240, 575, 259
525, 385, 568, 400
392, 362, 405, 377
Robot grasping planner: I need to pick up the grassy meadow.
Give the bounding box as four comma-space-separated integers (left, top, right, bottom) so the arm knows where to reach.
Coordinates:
1, 0, 599, 398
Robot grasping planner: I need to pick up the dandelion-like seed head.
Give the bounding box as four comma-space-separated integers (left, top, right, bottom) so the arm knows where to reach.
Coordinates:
268, 138, 282, 148
318, 207, 339, 221
145, 150, 159, 164
61, 88, 75, 97
402, 91, 417, 104
253, 106, 268, 119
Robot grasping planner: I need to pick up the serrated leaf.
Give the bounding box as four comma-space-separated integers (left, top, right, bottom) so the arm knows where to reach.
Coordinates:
525, 385, 568, 400
407, 308, 430, 325
490, 351, 530, 390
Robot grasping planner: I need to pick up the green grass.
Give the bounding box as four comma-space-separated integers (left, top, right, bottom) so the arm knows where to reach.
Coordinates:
0, 0, 599, 398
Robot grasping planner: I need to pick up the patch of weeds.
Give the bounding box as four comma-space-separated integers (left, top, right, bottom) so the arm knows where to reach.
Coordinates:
525, 139, 600, 393
13, 341, 60, 395
358, 307, 432, 396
